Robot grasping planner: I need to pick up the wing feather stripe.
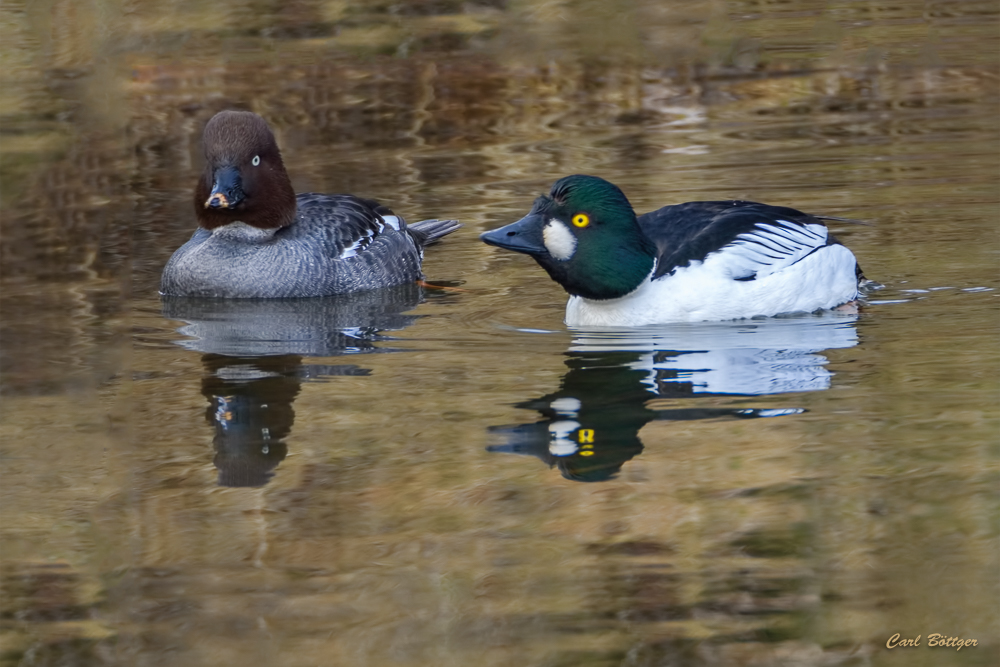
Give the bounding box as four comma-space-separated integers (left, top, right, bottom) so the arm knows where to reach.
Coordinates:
758, 222, 825, 241
716, 219, 831, 281
744, 235, 798, 254
641, 201, 839, 282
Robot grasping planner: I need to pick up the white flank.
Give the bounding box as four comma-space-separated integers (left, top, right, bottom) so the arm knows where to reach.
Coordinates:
543, 219, 577, 261
383, 215, 401, 231
566, 242, 859, 326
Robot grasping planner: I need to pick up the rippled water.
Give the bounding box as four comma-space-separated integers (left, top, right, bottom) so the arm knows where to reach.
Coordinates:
1, 1, 998, 666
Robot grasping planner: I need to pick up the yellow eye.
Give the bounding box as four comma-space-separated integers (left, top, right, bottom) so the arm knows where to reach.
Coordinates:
572, 213, 590, 228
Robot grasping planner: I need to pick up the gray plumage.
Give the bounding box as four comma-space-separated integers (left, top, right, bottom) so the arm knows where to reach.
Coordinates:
161, 193, 458, 297
160, 110, 460, 299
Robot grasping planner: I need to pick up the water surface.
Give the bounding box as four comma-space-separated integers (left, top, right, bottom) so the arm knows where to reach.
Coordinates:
1, 1, 998, 666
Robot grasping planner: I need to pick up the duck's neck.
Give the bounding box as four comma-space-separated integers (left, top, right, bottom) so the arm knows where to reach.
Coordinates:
210, 221, 280, 243
559, 225, 656, 300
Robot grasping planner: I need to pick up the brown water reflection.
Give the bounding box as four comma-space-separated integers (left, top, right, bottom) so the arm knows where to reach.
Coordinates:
2, 1, 998, 666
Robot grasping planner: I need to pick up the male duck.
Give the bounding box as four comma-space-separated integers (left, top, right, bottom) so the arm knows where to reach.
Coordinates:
481, 175, 864, 326
161, 110, 460, 298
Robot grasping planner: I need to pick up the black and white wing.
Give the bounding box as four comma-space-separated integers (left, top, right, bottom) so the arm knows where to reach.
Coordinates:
290, 193, 408, 260
718, 219, 834, 281
641, 201, 852, 282
290, 193, 459, 258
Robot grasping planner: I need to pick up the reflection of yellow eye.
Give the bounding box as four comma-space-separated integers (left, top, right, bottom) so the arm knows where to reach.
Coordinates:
572, 213, 590, 228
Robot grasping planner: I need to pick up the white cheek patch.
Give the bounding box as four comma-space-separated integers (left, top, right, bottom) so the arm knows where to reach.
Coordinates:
543, 219, 577, 261
550, 397, 582, 417
548, 420, 581, 457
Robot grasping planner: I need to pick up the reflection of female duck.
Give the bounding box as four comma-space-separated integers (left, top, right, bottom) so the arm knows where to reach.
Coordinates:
162, 282, 427, 357
202, 355, 371, 487
164, 284, 438, 486
488, 314, 858, 481
202, 354, 298, 487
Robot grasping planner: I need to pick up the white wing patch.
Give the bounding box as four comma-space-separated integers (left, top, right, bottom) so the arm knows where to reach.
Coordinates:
339, 238, 363, 259
337, 214, 405, 260
339, 226, 380, 259
719, 220, 829, 280
341, 215, 402, 257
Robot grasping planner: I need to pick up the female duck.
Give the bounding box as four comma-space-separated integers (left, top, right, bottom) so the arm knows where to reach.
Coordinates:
161, 110, 459, 298
481, 175, 864, 326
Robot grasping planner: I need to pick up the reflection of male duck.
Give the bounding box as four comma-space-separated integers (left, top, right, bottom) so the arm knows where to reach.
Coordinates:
163, 284, 437, 486
489, 314, 858, 482
573, 314, 859, 396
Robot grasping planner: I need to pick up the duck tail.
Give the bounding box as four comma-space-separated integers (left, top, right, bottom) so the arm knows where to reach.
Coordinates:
409, 219, 461, 247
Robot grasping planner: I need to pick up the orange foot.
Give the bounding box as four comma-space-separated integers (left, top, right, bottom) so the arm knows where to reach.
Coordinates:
416, 279, 469, 292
